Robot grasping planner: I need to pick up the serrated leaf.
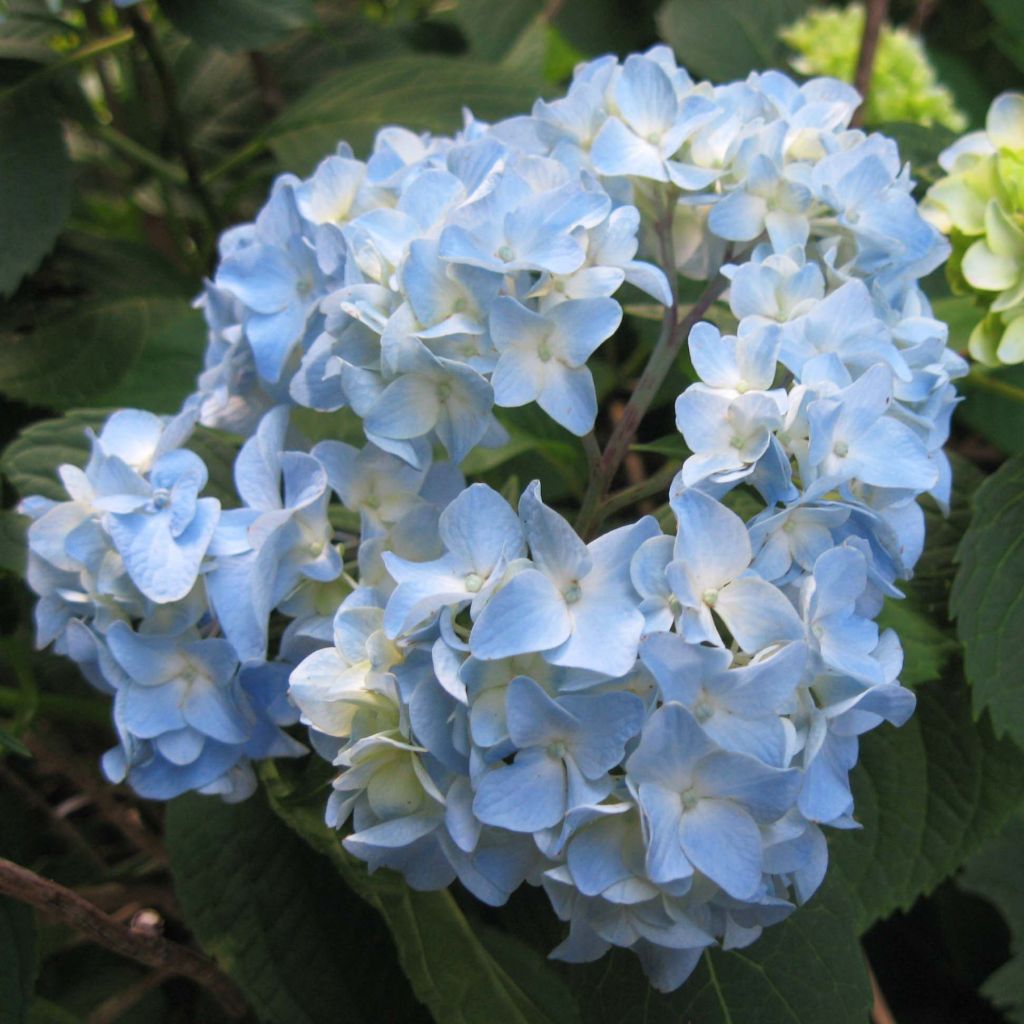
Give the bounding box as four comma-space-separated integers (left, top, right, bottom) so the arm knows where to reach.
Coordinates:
0, 298, 204, 413
958, 814, 1024, 1022
0, 86, 70, 298
656, 0, 808, 82
951, 455, 1024, 747
158, 0, 315, 53
571, 874, 870, 1024
261, 760, 580, 1024
165, 789, 425, 1024
266, 57, 541, 173
830, 676, 1024, 931
0, 895, 37, 1024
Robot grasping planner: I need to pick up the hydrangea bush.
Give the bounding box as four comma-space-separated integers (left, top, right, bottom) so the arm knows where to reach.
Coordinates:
19, 45, 965, 993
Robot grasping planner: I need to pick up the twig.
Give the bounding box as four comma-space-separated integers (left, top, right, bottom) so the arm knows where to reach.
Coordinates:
81, 0, 125, 126
852, 0, 890, 128
0, 857, 246, 1019
0, 763, 108, 875
867, 958, 898, 1024
124, 9, 221, 234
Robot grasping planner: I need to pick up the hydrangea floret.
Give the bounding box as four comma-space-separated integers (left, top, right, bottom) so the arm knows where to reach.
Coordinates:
923, 92, 1024, 365
19, 46, 962, 992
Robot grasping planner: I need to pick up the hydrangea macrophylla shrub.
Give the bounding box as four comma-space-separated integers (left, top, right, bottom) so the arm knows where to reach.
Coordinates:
19, 46, 962, 993
924, 92, 1024, 365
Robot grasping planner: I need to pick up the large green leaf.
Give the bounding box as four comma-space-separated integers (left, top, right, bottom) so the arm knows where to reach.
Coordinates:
165, 789, 426, 1024
656, 0, 808, 82
158, 0, 315, 53
831, 677, 1024, 932
0, 298, 204, 413
0, 895, 37, 1024
958, 814, 1024, 1022
951, 455, 1024, 748
266, 57, 541, 173
570, 875, 870, 1024
876, 597, 957, 687
261, 761, 580, 1024
0, 87, 70, 298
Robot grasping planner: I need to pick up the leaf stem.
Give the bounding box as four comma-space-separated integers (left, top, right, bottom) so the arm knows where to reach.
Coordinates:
599, 461, 679, 521
0, 856, 247, 1018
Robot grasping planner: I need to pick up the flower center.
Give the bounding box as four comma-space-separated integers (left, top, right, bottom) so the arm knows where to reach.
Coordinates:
702, 587, 719, 607
464, 572, 483, 593
833, 440, 849, 458
681, 787, 700, 812
497, 244, 514, 263
152, 488, 172, 510
562, 582, 583, 604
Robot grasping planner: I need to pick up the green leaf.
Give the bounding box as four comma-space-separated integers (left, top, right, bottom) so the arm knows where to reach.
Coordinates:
571, 875, 870, 1023
0, 510, 27, 578
629, 435, 688, 459
165, 788, 425, 1024
959, 814, 1024, 1022
830, 676, 1024, 932
158, 0, 315, 53
0, 86, 70, 298
261, 761, 580, 1024
0, 895, 37, 1024
876, 597, 957, 687
951, 455, 1024, 748
656, 0, 808, 82
0, 298, 204, 413
266, 57, 542, 173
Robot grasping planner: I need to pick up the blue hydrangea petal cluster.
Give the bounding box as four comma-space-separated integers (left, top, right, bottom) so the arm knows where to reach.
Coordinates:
19, 44, 964, 993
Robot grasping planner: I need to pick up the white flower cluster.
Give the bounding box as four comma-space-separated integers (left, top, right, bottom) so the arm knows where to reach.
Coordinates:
20, 45, 963, 991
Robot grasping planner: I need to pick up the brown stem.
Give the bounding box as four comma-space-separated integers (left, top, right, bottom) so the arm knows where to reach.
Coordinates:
124, 9, 221, 235
0, 858, 246, 1018
852, 0, 890, 128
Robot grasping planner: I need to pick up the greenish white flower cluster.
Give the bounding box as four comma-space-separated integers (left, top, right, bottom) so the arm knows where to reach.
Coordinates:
924, 92, 1024, 365
20, 46, 962, 991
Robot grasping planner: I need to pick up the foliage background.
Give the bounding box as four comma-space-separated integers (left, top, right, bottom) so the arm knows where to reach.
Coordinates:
1, 1, 1024, 1022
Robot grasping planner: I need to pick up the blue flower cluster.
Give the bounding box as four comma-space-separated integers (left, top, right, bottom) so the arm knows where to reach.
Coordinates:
20, 45, 963, 991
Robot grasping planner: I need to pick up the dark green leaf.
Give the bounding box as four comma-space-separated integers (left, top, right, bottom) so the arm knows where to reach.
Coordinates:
983, 0, 1024, 72
165, 788, 425, 1024
0, 510, 27, 578
0, 298, 204, 413
261, 761, 580, 1024
876, 597, 957, 687
158, 0, 315, 53
266, 57, 541, 173
0, 410, 109, 502
951, 455, 1024, 747
0, 895, 37, 1024
572, 875, 870, 1023
656, 0, 808, 82
831, 676, 1024, 931
0, 87, 70, 298
957, 364, 1024, 457
958, 814, 1024, 1022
